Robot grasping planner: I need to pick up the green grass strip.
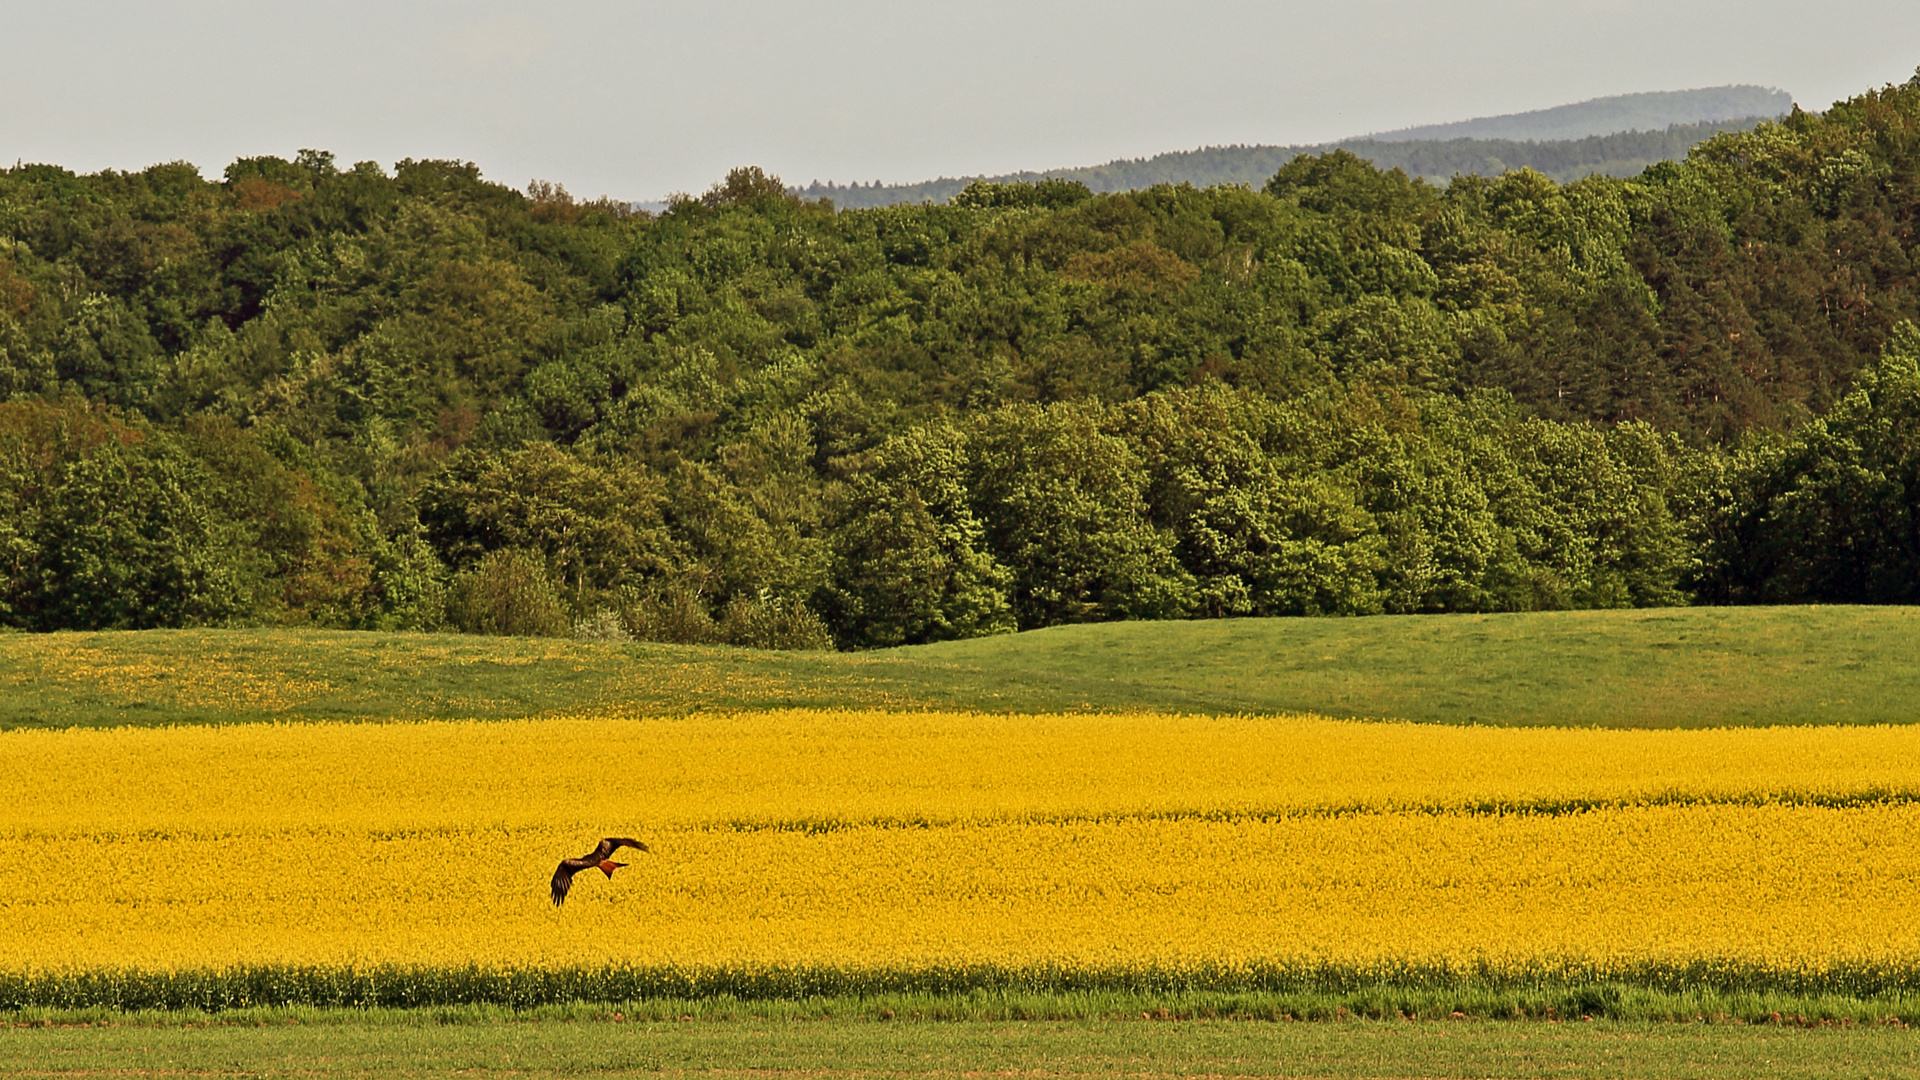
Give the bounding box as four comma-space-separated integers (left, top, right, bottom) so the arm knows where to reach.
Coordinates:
7, 1013, 1918, 1080
6, 987, 1920, 1028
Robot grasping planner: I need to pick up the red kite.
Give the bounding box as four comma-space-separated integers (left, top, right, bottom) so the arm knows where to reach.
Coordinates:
550, 837, 649, 906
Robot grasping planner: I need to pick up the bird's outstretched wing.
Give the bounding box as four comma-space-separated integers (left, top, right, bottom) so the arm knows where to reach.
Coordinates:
555, 839, 650, 906
551, 860, 584, 906
592, 837, 651, 860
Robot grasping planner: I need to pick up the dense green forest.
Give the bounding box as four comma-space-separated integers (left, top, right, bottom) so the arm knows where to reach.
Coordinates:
801, 118, 1775, 209
2, 74, 1918, 646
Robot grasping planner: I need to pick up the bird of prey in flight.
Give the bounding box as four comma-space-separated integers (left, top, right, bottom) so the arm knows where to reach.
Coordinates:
551, 836, 650, 906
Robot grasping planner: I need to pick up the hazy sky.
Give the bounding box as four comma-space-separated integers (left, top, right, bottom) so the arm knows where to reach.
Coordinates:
4, 1, 1918, 201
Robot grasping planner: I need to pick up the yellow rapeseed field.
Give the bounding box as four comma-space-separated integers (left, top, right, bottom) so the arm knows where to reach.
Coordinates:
4, 711, 1920, 982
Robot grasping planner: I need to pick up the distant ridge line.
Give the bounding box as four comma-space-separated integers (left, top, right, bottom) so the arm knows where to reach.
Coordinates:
1367, 84, 1793, 143
791, 85, 1794, 211
793, 120, 1776, 210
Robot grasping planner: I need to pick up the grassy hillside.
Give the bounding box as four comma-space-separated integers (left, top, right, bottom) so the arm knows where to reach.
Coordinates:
2, 605, 1915, 729
897, 606, 1920, 727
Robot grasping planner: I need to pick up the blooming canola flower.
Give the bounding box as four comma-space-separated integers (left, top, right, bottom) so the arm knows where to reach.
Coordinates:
3, 711, 1917, 978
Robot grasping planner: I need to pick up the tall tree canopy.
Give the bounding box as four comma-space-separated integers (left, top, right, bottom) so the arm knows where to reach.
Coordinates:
4, 73, 1920, 642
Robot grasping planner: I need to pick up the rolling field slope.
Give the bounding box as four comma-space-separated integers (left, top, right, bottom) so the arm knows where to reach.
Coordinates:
1, 605, 1916, 729
896, 606, 1920, 727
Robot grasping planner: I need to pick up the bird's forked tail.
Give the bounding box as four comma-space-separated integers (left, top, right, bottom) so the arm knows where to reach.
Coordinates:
598, 860, 626, 877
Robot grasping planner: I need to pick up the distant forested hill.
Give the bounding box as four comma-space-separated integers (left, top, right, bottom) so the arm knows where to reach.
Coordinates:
797, 118, 1775, 208
1371, 85, 1791, 142
795, 86, 1792, 210
2, 74, 1918, 645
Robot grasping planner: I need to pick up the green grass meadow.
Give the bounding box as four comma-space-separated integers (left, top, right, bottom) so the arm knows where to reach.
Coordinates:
2, 604, 1916, 730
